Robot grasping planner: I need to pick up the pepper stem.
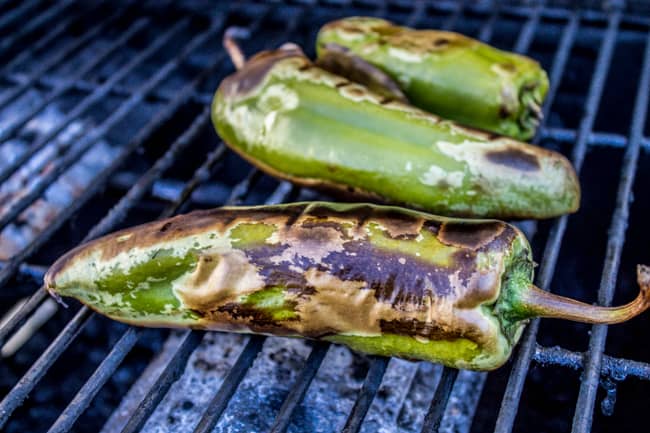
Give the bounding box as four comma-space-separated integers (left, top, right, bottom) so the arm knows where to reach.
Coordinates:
223, 28, 246, 70
516, 265, 650, 324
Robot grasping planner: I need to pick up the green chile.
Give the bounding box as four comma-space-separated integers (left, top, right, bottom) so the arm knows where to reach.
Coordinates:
45, 202, 650, 371
316, 17, 549, 140
212, 45, 578, 219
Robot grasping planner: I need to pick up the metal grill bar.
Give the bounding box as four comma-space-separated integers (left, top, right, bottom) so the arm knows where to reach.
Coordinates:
0, 101, 220, 429
42, 110, 232, 433
440, 0, 465, 31
6, 72, 648, 151
571, 29, 650, 433
191, 336, 267, 433
120, 171, 292, 433
2, 2, 650, 433
513, 2, 542, 54
0, 15, 151, 177
342, 357, 390, 433
0, 0, 73, 56
0, 0, 41, 35
0, 15, 228, 295
494, 9, 621, 433
0, 4, 122, 109
119, 330, 204, 433
1, 102, 207, 349
420, 367, 459, 433
533, 345, 650, 381
269, 342, 330, 433
413, 4, 546, 425
0, 16, 222, 234
0, 3, 82, 73
46, 328, 142, 433
0, 306, 93, 429
258, 4, 433, 428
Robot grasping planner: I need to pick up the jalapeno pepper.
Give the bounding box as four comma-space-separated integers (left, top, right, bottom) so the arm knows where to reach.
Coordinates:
44, 202, 650, 371
316, 17, 549, 140
211, 44, 578, 219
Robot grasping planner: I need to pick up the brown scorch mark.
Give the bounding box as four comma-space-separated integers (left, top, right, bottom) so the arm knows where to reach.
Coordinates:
485, 148, 541, 172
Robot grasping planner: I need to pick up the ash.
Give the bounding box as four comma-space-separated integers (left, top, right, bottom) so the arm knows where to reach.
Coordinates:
103, 332, 485, 433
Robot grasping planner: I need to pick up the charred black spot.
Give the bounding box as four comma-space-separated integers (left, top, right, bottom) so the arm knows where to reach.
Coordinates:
499, 104, 511, 118
159, 222, 172, 232
380, 319, 467, 340
485, 148, 541, 172
438, 221, 505, 250
477, 224, 518, 253
335, 81, 349, 88
433, 38, 449, 47
322, 240, 456, 305
344, 87, 365, 97
300, 220, 349, 238
316, 48, 407, 102
216, 303, 298, 334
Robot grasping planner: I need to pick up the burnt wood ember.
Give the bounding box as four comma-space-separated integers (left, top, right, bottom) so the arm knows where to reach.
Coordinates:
1, 1, 650, 433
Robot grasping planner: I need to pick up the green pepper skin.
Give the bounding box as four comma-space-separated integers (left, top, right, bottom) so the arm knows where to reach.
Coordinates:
44, 202, 650, 370
316, 17, 549, 140
45, 202, 534, 370
211, 46, 579, 219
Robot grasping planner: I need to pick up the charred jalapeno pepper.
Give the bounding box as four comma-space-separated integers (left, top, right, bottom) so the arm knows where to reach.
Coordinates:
45, 202, 650, 371
211, 44, 578, 219
316, 17, 549, 140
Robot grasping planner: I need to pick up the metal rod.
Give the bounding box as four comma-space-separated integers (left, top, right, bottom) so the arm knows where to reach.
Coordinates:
420, 367, 459, 433
0, 5, 82, 74
419, 4, 544, 425
0, 17, 212, 234
86, 109, 212, 240
0, 306, 93, 429
571, 28, 650, 433
533, 345, 650, 382
0, 1, 119, 110
0, 15, 228, 293
404, 0, 426, 28
0, 0, 41, 35
0, 0, 73, 56
477, 0, 500, 42
119, 330, 206, 433
120, 171, 292, 433
191, 336, 267, 433
269, 342, 330, 433
341, 357, 390, 433
494, 10, 620, 433
46, 328, 142, 433
0, 17, 152, 177
440, 0, 465, 31
2, 108, 222, 431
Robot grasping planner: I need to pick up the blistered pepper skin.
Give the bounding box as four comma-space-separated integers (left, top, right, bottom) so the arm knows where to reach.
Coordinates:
211, 47, 579, 219
45, 202, 534, 370
44, 202, 650, 371
316, 17, 549, 140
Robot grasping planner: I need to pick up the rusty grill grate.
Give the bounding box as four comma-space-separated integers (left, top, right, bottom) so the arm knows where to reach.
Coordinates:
1, 1, 650, 432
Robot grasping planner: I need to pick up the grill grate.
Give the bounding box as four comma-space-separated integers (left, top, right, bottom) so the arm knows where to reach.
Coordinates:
1, 1, 650, 432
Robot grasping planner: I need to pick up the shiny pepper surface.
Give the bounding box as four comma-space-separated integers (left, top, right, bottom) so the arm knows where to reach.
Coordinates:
316, 17, 549, 140
211, 45, 578, 219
